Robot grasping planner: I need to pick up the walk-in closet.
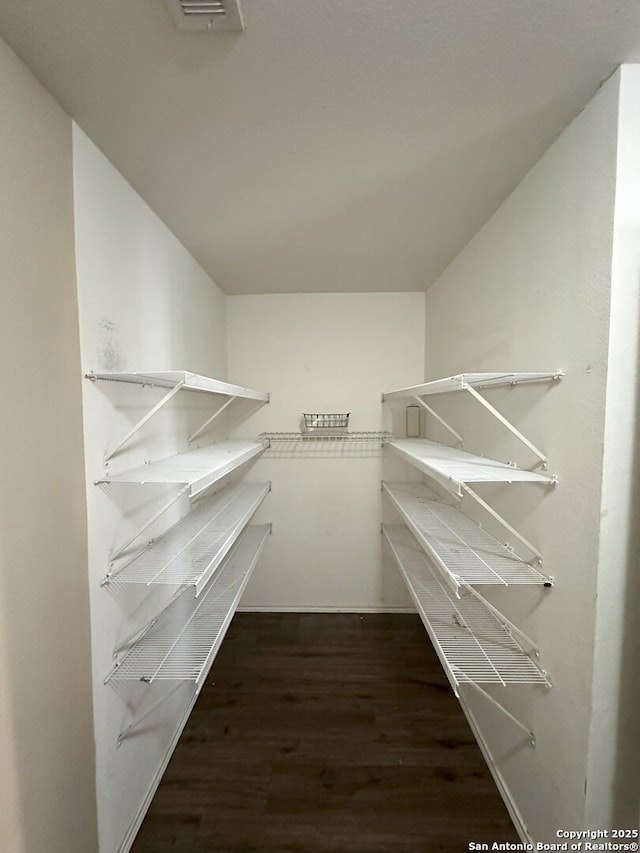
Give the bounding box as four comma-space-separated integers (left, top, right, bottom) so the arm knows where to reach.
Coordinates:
2, 3, 640, 853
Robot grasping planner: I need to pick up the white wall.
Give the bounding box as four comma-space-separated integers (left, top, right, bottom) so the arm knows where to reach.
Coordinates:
421, 75, 619, 840
0, 37, 98, 853
73, 126, 229, 853
586, 65, 640, 828
227, 292, 424, 610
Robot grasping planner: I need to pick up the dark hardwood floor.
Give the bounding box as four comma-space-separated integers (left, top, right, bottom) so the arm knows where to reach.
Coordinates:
131, 613, 519, 853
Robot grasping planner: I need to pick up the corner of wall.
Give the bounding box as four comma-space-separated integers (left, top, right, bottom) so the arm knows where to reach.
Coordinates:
585, 62, 640, 828
0, 33, 98, 853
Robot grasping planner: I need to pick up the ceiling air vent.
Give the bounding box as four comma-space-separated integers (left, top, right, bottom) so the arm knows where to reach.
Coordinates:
164, 0, 244, 32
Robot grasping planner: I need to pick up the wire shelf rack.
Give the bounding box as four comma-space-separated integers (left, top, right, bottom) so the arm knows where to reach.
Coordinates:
106, 482, 269, 595
383, 524, 549, 688
106, 525, 270, 688
387, 439, 554, 496
96, 441, 264, 497
383, 372, 562, 467
383, 482, 549, 592
382, 371, 563, 400
259, 431, 393, 444
87, 370, 269, 402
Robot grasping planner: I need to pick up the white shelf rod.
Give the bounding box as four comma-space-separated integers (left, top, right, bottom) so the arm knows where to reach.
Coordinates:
448, 603, 505, 684
86, 370, 269, 401
460, 483, 546, 567
106, 485, 190, 568
413, 396, 463, 445
401, 567, 461, 695
395, 541, 545, 739
188, 396, 237, 444
104, 380, 185, 462
139, 573, 239, 686
383, 371, 564, 400
383, 525, 547, 687
383, 485, 502, 596
106, 482, 270, 593
403, 557, 508, 686
463, 383, 547, 467
382, 528, 502, 686
111, 526, 269, 687
461, 681, 536, 747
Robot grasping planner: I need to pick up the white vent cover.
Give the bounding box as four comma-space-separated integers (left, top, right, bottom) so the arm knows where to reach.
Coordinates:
164, 0, 244, 32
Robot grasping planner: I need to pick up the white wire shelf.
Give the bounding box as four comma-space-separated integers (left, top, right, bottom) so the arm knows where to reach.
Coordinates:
383, 482, 549, 592
106, 482, 270, 595
259, 431, 393, 444
95, 441, 264, 497
87, 370, 269, 402
382, 524, 549, 688
106, 525, 270, 688
382, 371, 562, 400
87, 371, 269, 459
387, 439, 555, 496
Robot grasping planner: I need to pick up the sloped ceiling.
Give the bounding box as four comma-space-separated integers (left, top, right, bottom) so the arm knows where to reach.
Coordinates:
1, 0, 640, 294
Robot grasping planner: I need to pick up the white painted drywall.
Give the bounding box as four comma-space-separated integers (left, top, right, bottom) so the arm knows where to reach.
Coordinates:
0, 37, 98, 853
421, 74, 619, 841
226, 292, 424, 610
586, 65, 640, 829
73, 126, 229, 853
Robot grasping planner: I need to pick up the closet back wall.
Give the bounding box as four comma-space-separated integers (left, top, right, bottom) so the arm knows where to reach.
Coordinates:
227, 292, 424, 611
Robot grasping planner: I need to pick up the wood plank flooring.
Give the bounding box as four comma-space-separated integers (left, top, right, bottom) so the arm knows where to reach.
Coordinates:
131, 613, 519, 853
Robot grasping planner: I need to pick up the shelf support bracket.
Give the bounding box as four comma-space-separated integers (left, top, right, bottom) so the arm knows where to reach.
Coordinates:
104, 380, 185, 462
464, 587, 550, 671
462, 383, 547, 466
106, 485, 190, 570
461, 681, 536, 747
116, 683, 188, 748
413, 396, 463, 445
108, 585, 189, 667
188, 396, 237, 444
460, 483, 546, 568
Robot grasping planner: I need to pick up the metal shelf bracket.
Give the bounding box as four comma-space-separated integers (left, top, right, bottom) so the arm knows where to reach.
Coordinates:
413, 396, 463, 445
116, 683, 187, 748
460, 483, 547, 571
107, 585, 189, 666
105, 485, 190, 571
104, 380, 186, 462
462, 383, 548, 467
462, 681, 537, 748
465, 586, 548, 672
188, 396, 237, 444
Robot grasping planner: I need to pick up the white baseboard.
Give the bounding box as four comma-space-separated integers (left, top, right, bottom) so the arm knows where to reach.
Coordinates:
237, 605, 416, 613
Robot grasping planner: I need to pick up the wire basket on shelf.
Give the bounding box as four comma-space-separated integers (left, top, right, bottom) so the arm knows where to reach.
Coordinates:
301, 413, 350, 435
